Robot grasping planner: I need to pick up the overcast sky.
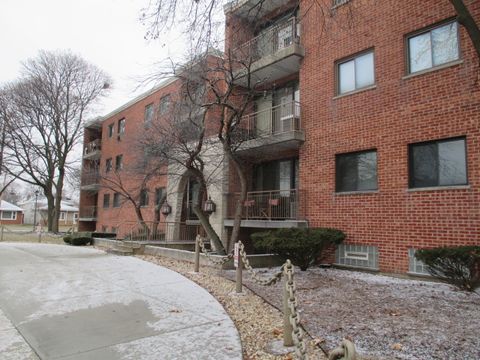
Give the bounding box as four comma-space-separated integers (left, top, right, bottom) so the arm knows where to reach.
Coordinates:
0, 0, 188, 115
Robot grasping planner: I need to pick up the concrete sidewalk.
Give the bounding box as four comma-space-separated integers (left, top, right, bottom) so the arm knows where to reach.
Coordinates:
0, 243, 242, 360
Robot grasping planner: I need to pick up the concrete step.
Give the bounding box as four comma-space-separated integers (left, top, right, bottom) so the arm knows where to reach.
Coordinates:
106, 248, 134, 256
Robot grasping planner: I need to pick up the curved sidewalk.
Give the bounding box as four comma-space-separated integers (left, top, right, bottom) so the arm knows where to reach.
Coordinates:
0, 243, 242, 360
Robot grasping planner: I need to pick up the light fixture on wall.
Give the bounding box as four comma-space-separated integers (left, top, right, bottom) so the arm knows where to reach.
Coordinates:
203, 197, 216, 215
160, 202, 172, 216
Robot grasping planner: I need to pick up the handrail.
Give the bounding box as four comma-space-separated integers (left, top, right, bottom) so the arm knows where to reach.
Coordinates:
84, 139, 101, 156
240, 101, 301, 140
233, 17, 300, 62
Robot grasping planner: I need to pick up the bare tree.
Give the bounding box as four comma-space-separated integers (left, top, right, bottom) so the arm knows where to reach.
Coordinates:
2, 50, 110, 232
142, 0, 480, 61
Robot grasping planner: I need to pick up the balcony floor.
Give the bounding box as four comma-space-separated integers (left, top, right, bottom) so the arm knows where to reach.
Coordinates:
234, 43, 304, 86
224, 219, 307, 228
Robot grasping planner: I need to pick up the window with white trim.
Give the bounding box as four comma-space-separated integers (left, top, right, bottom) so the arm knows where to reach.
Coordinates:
407, 21, 459, 74
337, 50, 375, 95
1, 211, 17, 220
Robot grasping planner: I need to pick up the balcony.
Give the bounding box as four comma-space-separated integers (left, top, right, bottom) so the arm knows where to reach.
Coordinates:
79, 206, 97, 221
83, 139, 102, 160
225, 0, 292, 20
236, 101, 304, 154
232, 17, 304, 85
80, 170, 100, 192
224, 189, 307, 228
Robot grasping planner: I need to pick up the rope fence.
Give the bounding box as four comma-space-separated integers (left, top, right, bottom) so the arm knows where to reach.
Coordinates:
194, 235, 358, 360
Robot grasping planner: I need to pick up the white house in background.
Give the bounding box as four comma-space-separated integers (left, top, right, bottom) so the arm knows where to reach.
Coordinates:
20, 198, 79, 226
0, 200, 24, 224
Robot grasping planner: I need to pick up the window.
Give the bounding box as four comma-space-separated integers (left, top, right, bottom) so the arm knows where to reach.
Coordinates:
118, 118, 125, 135
144, 103, 154, 125
333, 0, 350, 7
113, 193, 121, 208
101, 225, 108, 232
407, 21, 459, 74
106, 158, 112, 172
103, 193, 110, 208
159, 95, 170, 115
115, 155, 123, 171
140, 189, 149, 207
336, 150, 377, 192
1, 211, 16, 220
155, 187, 166, 206
108, 123, 114, 138
337, 50, 375, 95
59, 212, 66, 220
409, 137, 467, 188
336, 244, 379, 270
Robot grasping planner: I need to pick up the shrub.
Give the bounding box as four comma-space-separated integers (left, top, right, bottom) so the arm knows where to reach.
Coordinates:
67, 232, 93, 246
415, 246, 480, 292
92, 232, 116, 239
63, 235, 72, 244
251, 228, 345, 271
70, 237, 93, 246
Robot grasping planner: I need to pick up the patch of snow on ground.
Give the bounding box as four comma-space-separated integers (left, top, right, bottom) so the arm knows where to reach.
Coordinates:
224, 266, 480, 360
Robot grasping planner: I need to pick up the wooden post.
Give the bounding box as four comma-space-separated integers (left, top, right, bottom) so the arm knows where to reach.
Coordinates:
0, 226, 4, 242
236, 259, 242, 293
283, 275, 293, 346
194, 236, 200, 273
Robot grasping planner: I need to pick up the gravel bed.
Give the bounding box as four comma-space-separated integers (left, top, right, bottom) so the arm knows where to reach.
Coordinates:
223, 266, 480, 360
136, 255, 327, 360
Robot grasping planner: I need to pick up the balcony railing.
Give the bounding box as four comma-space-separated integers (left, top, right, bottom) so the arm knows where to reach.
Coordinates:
239, 101, 301, 140
83, 139, 101, 157
227, 189, 305, 220
233, 17, 300, 63
79, 206, 97, 220
117, 221, 207, 242
81, 170, 100, 187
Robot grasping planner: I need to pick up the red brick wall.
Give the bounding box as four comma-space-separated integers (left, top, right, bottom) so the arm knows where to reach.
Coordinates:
0, 211, 23, 225
299, 0, 480, 273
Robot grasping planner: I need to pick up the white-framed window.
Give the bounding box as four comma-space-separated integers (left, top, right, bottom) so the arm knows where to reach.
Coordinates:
159, 95, 171, 115
59, 212, 66, 221
1, 211, 17, 220
144, 103, 154, 125
337, 50, 375, 95
118, 118, 126, 135
407, 21, 459, 74
73, 213, 78, 223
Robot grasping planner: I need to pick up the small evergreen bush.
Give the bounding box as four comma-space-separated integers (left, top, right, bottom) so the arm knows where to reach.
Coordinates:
67, 232, 93, 246
70, 237, 93, 246
415, 246, 480, 291
251, 228, 345, 271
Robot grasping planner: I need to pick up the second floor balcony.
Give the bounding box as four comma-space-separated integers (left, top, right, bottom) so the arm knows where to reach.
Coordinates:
83, 139, 102, 160
232, 17, 304, 85
236, 101, 304, 154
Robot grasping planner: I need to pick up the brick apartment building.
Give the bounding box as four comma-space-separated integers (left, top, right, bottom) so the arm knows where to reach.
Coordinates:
79, 0, 479, 274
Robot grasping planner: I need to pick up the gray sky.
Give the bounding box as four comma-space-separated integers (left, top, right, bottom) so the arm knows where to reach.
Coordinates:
0, 0, 187, 115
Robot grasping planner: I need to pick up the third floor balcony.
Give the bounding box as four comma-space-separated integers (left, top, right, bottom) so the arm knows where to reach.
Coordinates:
83, 139, 102, 160
232, 17, 304, 85
236, 100, 304, 154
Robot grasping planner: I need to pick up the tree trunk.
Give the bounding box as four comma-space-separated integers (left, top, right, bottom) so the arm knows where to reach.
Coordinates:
45, 192, 55, 232
450, 0, 480, 60
226, 151, 248, 252
52, 169, 65, 233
